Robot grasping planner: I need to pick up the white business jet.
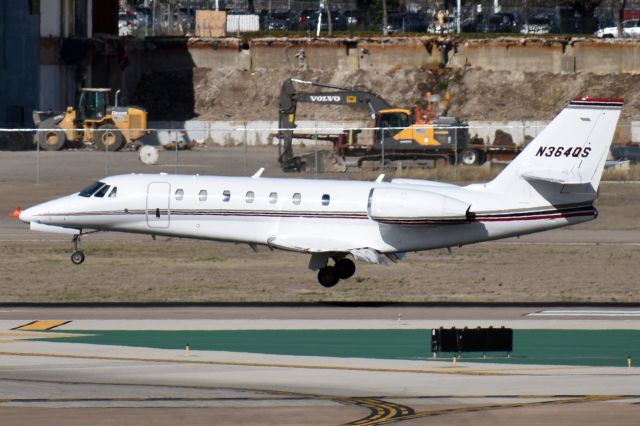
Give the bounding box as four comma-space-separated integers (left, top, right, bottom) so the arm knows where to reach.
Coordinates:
20, 98, 622, 287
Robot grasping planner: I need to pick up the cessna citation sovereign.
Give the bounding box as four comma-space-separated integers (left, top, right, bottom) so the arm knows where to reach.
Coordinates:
20, 98, 622, 287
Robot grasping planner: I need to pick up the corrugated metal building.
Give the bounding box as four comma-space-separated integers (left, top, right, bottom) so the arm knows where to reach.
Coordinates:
0, 1, 39, 128
0, 0, 121, 127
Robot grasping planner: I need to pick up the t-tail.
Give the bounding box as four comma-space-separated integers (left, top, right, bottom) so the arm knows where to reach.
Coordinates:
485, 97, 623, 207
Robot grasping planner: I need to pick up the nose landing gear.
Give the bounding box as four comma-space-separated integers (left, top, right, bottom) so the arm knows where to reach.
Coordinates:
317, 257, 356, 288
71, 235, 85, 265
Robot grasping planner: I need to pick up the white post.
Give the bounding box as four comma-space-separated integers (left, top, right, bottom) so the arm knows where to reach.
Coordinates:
456, 0, 461, 33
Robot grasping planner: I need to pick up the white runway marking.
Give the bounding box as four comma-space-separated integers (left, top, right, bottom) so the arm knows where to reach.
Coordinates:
528, 310, 640, 317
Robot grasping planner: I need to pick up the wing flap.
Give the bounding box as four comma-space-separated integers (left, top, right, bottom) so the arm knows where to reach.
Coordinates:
267, 235, 354, 253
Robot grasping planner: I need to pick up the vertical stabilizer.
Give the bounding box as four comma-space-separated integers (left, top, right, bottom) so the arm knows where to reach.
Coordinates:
485, 98, 623, 202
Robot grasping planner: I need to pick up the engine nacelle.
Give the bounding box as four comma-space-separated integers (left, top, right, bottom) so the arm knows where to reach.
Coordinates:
367, 187, 471, 224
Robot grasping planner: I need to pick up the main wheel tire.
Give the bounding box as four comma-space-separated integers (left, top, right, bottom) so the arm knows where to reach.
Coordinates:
460, 148, 480, 166
318, 266, 340, 288
37, 119, 66, 151
94, 124, 124, 151
335, 258, 356, 280
71, 251, 85, 265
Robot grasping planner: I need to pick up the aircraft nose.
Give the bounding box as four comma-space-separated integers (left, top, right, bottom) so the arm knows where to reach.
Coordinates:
19, 207, 34, 223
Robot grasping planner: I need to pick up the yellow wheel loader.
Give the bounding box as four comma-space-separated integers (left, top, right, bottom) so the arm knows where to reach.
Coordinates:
33, 88, 148, 151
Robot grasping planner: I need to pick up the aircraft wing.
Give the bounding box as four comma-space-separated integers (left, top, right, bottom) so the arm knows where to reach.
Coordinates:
267, 235, 357, 253
266, 235, 404, 265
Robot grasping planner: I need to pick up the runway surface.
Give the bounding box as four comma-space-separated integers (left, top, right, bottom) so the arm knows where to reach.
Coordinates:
1, 305, 639, 425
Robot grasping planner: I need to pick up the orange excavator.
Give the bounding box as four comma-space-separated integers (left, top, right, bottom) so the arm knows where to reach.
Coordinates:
277, 78, 503, 172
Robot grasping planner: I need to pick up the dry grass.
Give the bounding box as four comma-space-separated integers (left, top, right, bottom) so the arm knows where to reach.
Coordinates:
0, 239, 638, 303
358, 163, 501, 183
357, 163, 640, 184
602, 163, 640, 181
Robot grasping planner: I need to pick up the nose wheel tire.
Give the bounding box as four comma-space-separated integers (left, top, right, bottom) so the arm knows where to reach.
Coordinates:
318, 266, 340, 288
335, 258, 356, 279
71, 251, 85, 265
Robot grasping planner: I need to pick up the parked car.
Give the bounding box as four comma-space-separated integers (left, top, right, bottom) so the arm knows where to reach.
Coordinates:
304, 10, 346, 32
477, 12, 521, 33
386, 12, 427, 33
520, 16, 552, 34
297, 9, 317, 29
343, 10, 363, 27
594, 19, 640, 38
118, 11, 134, 36
177, 7, 196, 33
227, 8, 251, 15
461, 17, 479, 32
134, 7, 152, 29
428, 15, 455, 34
265, 9, 295, 31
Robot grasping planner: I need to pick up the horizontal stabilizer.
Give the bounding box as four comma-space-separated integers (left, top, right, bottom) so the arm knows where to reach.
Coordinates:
520, 167, 590, 185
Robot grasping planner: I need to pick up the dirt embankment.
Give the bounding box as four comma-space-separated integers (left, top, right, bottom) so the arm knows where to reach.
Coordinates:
133, 66, 640, 125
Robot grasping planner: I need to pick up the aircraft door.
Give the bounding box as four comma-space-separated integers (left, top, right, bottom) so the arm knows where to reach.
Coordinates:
146, 182, 170, 228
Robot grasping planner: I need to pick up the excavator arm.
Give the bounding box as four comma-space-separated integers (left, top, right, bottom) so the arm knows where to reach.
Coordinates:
278, 78, 392, 171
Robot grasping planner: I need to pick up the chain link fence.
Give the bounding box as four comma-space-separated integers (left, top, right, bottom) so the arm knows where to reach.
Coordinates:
123, 0, 640, 37
1, 121, 638, 183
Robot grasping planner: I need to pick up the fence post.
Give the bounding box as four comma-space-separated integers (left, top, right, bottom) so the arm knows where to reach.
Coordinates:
454, 123, 458, 180
36, 130, 40, 184
243, 123, 248, 176
381, 127, 385, 171
104, 130, 109, 176
171, 129, 176, 174
314, 121, 318, 178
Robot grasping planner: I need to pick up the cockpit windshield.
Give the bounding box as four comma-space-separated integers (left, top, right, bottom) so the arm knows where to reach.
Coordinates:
79, 181, 106, 197
94, 184, 110, 198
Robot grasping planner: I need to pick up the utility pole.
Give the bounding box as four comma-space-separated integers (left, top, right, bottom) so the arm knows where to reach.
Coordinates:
382, 0, 388, 35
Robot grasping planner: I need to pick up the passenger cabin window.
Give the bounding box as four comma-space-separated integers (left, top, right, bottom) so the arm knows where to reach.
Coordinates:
108, 187, 118, 198
269, 192, 277, 204
94, 185, 110, 198
79, 181, 105, 197
246, 191, 255, 203
222, 190, 231, 202
175, 189, 184, 201
321, 194, 330, 206
199, 190, 207, 201
292, 193, 301, 205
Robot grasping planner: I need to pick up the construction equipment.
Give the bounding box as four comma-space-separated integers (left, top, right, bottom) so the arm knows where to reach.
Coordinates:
33, 88, 148, 151
277, 78, 519, 172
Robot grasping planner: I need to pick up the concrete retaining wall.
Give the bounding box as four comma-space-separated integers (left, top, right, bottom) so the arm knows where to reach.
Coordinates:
457, 40, 566, 73
147, 120, 367, 147
141, 36, 640, 76
148, 120, 567, 147
573, 40, 640, 74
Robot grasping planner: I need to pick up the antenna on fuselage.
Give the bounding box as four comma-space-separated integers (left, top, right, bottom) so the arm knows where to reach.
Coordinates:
251, 168, 265, 179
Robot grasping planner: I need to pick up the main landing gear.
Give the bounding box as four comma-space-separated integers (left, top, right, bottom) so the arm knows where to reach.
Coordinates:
71, 235, 85, 265
317, 258, 356, 288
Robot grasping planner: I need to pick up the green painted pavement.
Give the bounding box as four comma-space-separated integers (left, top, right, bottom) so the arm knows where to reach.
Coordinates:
38, 330, 640, 367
